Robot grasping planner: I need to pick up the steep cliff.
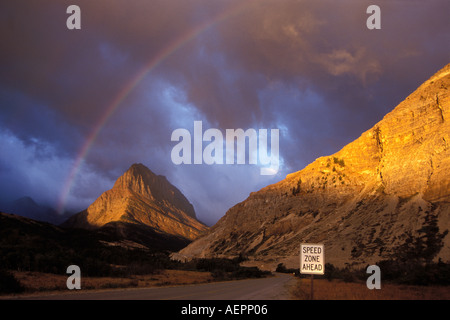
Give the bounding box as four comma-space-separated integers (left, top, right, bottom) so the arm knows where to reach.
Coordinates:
176, 64, 450, 269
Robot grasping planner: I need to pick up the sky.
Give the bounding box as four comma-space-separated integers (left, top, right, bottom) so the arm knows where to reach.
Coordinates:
0, 0, 449, 226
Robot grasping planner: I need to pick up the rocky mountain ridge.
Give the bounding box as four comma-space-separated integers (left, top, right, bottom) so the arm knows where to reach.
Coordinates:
175, 64, 450, 269
64, 163, 208, 243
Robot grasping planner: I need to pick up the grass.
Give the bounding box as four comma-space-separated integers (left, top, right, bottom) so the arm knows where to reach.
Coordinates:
291, 278, 450, 300
3, 269, 213, 296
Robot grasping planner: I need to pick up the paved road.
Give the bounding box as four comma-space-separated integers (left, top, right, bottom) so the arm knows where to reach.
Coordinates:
12, 273, 296, 300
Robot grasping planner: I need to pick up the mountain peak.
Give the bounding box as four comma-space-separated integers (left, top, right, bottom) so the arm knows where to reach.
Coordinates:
128, 163, 157, 176
113, 163, 196, 219
12, 196, 38, 207
113, 163, 158, 196
63, 164, 207, 241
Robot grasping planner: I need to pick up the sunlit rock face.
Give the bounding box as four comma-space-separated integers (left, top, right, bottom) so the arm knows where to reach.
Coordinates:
64, 163, 208, 241
177, 64, 450, 269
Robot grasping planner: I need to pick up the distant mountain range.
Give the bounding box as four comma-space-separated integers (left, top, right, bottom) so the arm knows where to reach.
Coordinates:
175, 63, 450, 269
0, 196, 71, 225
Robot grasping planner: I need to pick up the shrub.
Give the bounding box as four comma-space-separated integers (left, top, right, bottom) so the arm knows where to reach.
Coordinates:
276, 263, 287, 273
276, 263, 299, 275
333, 157, 345, 167
0, 269, 24, 294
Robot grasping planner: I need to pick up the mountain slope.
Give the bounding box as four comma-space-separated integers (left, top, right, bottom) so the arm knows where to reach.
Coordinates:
63, 163, 208, 243
0, 211, 186, 276
176, 64, 450, 269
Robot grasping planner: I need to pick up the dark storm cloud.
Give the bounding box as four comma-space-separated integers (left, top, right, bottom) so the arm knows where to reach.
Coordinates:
0, 0, 449, 223
184, 0, 450, 170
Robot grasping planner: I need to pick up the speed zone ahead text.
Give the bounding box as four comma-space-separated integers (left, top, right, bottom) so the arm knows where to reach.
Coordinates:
300, 243, 324, 275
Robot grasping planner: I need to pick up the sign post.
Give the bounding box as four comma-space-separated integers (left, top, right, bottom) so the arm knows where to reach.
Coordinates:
300, 243, 324, 300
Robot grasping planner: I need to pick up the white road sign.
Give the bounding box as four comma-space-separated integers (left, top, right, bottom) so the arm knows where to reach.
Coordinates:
300, 243, 325, 275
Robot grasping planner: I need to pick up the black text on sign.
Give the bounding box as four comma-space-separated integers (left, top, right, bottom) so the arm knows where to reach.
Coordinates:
300, 243, 325, 275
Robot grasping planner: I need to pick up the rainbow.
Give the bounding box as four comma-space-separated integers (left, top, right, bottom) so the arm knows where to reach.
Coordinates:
57, 1, 256, 214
